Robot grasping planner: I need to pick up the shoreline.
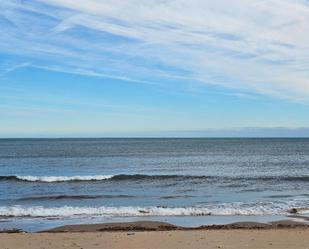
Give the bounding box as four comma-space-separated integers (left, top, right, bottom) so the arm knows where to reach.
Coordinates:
1, 212, 308, 232
1, 219, 308, 233
47, 220, 309, 232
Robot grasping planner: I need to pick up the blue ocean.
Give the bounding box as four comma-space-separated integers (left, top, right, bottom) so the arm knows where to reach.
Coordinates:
0, 138, 308, 231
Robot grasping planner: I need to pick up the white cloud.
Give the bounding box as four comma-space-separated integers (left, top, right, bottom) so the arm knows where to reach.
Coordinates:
1, 0, 309, 101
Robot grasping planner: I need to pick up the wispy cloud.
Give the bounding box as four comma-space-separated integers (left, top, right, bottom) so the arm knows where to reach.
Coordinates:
31, 65, 157, 85
0, 62, 31, 76
1, 0, 309, 101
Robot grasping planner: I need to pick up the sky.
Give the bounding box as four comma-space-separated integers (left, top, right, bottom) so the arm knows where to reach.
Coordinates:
1, 0, 309, 137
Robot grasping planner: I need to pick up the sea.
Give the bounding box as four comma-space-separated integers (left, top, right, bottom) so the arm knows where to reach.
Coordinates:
0, 138, 308, 231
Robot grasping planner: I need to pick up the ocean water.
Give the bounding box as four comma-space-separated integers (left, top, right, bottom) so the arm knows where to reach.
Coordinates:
0, 138, 308, 231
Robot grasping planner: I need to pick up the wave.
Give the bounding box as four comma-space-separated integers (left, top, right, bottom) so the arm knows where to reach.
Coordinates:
0, 175, 114, 182
18, 194, 135, 201
0, 174, 309, 183
0, 174, 200, 183
160, 195, 195, 199
1, 203, 308, 218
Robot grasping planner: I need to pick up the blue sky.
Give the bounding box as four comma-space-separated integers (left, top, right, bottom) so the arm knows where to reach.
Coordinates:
1, 0, 309, 137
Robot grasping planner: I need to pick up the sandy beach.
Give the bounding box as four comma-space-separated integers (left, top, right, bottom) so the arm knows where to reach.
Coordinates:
1, 221, 309, 249
1, 229, 309, 249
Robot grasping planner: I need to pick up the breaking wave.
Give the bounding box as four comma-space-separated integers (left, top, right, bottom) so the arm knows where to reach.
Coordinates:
0, 202, 308, 218
0, 174, 308, 183
0, 175, 114, 182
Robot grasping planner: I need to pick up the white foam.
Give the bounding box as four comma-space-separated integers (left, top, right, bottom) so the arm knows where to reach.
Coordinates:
15, 175, 114, 182
0, 203, 304, 218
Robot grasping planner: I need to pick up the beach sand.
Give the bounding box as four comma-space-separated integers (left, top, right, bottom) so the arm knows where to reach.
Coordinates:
1, 221, 309, 249
1, 229, 309, 249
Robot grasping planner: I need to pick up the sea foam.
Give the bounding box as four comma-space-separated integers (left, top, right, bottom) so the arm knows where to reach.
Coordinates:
14, 175, 114, 182
0, 203, 307, 218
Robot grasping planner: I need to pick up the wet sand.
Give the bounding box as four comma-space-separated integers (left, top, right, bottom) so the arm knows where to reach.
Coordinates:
1, 221, 309, 249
